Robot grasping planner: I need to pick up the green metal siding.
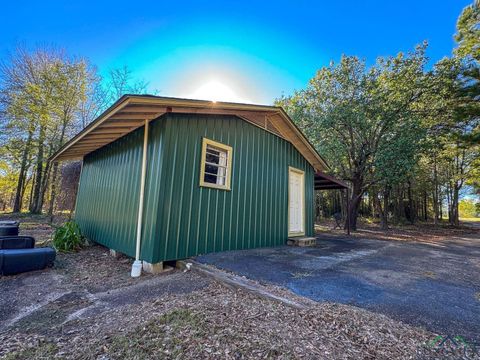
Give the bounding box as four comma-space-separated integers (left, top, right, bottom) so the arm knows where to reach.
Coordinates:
152, 113, 314, 262
75, 128, 144, 258
75, 112, 314, 263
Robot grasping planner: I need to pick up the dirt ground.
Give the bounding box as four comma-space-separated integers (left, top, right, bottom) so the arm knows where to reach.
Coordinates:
1, 214, 479, 359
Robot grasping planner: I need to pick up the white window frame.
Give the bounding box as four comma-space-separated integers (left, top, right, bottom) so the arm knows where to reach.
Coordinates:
199, 138, 233, 191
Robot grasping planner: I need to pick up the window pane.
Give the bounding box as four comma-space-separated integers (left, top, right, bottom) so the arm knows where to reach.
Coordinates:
202, 142, 230, 188
217, 175, 226, 186
205, 164, 219, 176
206, 147, 221, 165
206, 149, 220, 157
204, 173, 217, 184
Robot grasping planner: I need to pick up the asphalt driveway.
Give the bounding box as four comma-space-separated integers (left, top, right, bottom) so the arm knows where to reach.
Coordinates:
196, 233, 480, 342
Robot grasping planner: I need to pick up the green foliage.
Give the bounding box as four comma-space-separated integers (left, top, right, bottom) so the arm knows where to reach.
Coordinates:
277, 45, 429, 228
279, 23, 479, 227
3, 342, 58, 360
0, 160, 18, 210
454, 0, 480, 60
459, 199, 479, 218
52, 221, 84, 252
0, 44, 150, 213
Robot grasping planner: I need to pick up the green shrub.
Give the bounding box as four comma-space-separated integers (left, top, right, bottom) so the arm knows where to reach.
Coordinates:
52, 221, 84, 252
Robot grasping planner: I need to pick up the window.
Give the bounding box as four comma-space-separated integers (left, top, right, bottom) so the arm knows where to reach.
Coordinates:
199, 138, 233, 190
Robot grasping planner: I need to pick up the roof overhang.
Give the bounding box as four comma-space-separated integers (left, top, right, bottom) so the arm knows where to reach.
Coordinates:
315, 171, 348, 190
50, 95, 328, 170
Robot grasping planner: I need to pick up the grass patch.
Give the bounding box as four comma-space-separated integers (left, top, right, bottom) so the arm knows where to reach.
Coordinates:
99, 308, 206, 359
2, 342, 57, 360
460, 217, 480, 222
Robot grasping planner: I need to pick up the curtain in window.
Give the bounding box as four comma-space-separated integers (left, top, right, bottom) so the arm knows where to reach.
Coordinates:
217, 151, 227, 185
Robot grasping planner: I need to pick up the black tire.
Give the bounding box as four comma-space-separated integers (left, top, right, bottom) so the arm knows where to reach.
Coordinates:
0, 221, 19, 227
0, 236, 35, 249
0, 226, 19, 237
0, 247, 56, 275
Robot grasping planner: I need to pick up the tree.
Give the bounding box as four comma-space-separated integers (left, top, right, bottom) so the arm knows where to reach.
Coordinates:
277, 45, 429, 230
0, 46, 98, 214
107, 66, 149, 101
0, 158, 19, 211
459, 199, 479, 218
454, 1, 480, 198
0, 44, 152, 215
454, 0, 480, 61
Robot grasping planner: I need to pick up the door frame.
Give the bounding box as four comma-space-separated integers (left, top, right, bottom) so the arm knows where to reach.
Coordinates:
288, 166, 305, 237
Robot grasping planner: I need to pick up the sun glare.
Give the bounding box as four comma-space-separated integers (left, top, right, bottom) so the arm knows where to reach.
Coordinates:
189, 80, 246, 103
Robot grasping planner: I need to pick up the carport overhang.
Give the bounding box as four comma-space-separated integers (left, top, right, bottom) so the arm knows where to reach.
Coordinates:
314, 171, 350, 235
314, 171, 348, 190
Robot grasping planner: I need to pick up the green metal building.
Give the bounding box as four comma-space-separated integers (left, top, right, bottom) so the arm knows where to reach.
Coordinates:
51, 95, 333, 273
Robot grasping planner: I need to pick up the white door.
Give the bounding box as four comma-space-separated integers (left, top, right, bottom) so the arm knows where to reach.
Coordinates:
289, 167, 305, 235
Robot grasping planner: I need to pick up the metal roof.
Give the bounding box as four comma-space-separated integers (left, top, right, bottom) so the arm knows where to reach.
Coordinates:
49, 95, 328, 170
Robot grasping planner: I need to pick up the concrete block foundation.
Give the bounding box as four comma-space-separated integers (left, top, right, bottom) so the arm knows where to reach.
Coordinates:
287, 237, 316, 247
109, 249, 121, 259
142, 261, 174, 274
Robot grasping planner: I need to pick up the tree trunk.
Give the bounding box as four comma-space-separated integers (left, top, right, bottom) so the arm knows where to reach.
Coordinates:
373, 191, 381, 220
396, 186, 403, 223
39, 160, 51, 209
439, 193, 443, 221
380, 186, 390, 230
346, 178, 363, 231
423, 190, 428, 221
407, 179, 414, 224
446, 182, 452, 224
13, 131, 33, 212
451, 185, 460, 227
432, 154, 439, 225
48, 162, 59, 219
30, 125, 46, 214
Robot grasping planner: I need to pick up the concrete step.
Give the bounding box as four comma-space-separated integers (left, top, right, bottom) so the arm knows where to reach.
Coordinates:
287, 237, 317, 247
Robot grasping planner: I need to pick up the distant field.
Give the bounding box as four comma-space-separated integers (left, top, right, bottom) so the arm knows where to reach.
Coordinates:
460, 217, 480, 222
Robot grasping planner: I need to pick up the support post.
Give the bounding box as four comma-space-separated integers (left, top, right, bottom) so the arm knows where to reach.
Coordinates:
131, 119, 149, 277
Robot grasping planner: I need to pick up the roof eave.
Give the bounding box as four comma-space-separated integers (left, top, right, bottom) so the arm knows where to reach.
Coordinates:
49, 95, 329, 171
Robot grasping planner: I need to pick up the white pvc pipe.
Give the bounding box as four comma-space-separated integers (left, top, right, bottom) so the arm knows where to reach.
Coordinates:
131, 119, 149, 277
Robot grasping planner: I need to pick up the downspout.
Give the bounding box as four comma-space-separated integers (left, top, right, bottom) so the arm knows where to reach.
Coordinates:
131, 119, 149, 277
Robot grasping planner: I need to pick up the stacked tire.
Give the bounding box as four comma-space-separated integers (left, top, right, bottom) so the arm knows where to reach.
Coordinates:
0, 221, 19, 237
0, 221, 56, 275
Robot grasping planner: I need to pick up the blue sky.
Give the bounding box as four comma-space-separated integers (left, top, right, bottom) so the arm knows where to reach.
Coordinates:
0, 0, 471, 104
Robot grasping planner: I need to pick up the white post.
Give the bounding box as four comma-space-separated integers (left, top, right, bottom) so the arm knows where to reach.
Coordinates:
131, 119, 149, 277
